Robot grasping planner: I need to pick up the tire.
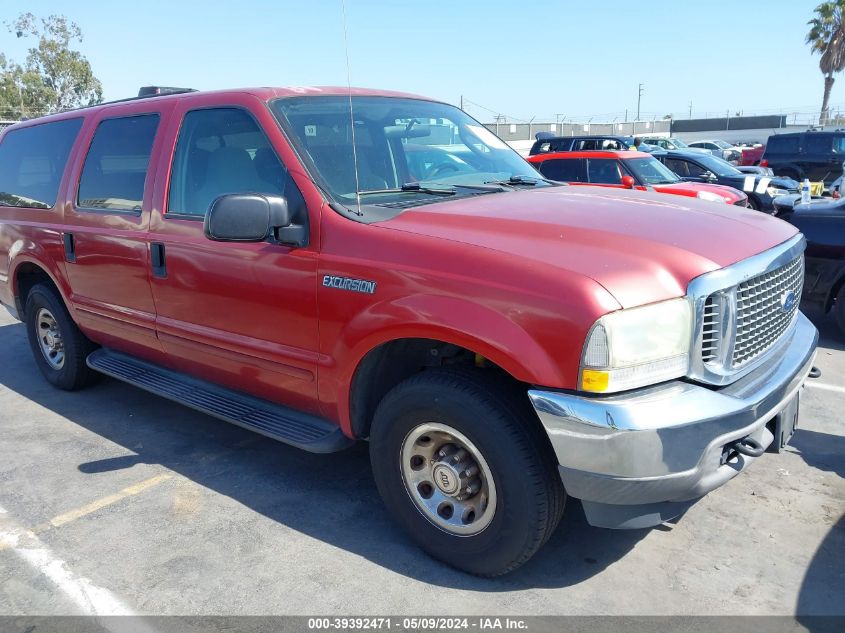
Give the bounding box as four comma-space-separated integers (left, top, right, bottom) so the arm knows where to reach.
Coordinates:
24, 283, 97, 390
835, 284, 845, 337
369, 368, 566, 577
747, 196, 761, 211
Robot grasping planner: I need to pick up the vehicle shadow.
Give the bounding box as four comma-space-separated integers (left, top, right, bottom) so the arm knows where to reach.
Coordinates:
797, 515, 845, 625
0, 321, 647, 589
790, 428, 845, 479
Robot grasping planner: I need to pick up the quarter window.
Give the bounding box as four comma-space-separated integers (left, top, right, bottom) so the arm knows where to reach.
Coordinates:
0, 118, 83, 209
77, 115, 159, 211
766, 135, 799, 153
168, 108, 298, 217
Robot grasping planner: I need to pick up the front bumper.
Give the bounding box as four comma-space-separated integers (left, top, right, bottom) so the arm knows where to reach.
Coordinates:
528, 312, 818, 529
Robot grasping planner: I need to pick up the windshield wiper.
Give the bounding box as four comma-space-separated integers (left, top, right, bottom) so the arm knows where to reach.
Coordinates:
357, 182, 509, 197
484, 175, 560, 187
355, 184, 456, 197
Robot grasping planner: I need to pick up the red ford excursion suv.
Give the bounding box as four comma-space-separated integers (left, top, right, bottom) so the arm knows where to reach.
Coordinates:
0, 87, 818, 576
528, 150, 749, 206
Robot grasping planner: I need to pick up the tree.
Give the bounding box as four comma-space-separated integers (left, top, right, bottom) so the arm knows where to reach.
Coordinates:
0, 13, 102, 120
806, 1, 845, 126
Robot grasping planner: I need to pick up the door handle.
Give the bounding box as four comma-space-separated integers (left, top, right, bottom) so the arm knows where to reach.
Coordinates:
150, 243, 167, 278
62, 233, 76, 263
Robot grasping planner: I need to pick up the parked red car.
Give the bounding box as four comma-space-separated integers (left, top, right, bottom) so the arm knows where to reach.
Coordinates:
528, 150, 749, 206
0, 87, 816, 576
738, 143, 766, 166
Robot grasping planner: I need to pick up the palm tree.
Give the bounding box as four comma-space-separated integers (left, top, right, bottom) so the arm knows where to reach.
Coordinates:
807, 1, 845, 126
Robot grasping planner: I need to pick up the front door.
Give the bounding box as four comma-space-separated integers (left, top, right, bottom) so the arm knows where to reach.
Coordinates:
148, 99, 321, 415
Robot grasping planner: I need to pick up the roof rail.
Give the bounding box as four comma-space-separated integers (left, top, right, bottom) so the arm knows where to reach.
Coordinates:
137, 86, 197, 98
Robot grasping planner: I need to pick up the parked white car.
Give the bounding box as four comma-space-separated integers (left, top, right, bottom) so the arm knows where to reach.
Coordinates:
687, 139, 742, 163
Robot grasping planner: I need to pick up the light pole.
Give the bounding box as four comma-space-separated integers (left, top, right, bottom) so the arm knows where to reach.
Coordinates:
637, 83, 644, 121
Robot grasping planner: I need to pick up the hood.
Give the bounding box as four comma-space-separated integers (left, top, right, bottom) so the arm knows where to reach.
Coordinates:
375, 186, 798, 308
653, 181, 745, 201
721, 174, 799, 193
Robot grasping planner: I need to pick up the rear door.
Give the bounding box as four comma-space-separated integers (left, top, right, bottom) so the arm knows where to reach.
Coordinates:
60, 102, 173, 361
800, 133, 836, 182
147, 96, 321, 415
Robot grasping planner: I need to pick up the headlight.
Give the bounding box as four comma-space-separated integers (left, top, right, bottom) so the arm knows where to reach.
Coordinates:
696, 190, 729, 203
766, 186, 790, 197
580, 298, 692, 393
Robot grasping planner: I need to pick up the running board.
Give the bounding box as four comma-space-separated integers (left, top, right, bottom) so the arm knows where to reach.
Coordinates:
86, 349, 354, 453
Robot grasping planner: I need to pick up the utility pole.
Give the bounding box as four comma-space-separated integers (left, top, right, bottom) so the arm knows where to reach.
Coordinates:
460, 95, 464, 111
637, 83, 644, 120
689, 101, 693, 119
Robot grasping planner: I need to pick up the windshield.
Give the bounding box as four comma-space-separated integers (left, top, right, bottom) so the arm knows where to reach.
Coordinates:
270, 96, 548, 210
714, 140, 732, 149
693, 154, 743, 177
625, 156, 681, 184
669, 138, 689, 148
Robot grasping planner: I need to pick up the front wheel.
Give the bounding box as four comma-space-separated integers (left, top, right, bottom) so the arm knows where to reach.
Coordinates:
369, 368, 565, 576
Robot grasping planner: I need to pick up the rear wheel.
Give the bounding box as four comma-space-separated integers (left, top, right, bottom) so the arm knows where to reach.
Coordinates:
369, 368, 565, 577
24, 284, 97, 390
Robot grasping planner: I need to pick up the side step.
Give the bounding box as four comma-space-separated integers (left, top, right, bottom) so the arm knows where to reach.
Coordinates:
87, 349, 354, 453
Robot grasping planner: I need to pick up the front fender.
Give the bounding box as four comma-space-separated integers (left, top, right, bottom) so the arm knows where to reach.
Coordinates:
321, 293, 575, 435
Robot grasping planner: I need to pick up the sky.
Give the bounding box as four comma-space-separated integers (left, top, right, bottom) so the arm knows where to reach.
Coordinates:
0, 0, 836, 123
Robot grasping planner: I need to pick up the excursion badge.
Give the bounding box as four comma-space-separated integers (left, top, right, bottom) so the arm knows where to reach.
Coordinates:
322, 275, 377, 295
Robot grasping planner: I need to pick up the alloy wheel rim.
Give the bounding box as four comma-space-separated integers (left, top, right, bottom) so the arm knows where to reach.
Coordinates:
400, 422, 497, 536
36, 308, 65, 370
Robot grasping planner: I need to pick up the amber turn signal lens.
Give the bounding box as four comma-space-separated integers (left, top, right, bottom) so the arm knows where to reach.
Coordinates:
581, 369, 609, 393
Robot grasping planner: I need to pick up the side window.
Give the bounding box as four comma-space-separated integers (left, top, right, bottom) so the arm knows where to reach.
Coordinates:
685, 161, 707, 177
835, 136, 845, 153
587, 158, 623, 184
168, 107, 301, 217
767, 135, 800, 153
663, 158, 689, 177
537, 158, 587, 182
804, 134, 832, 154
77, 115, 159, 211
0, 118, 83, 209
601, 139, 623, 150
575, 139, 600, 151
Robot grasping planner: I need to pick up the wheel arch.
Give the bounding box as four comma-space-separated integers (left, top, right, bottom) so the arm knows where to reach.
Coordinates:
12, 257, 69, 319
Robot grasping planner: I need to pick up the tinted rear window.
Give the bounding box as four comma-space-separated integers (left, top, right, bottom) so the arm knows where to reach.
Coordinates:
766, 135, 799, 154
0, 118, 83, 209
537, 158, 587, 182
77, 115, 159, 211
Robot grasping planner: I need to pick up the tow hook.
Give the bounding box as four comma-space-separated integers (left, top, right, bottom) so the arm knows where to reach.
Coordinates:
809, 366, 822, 379
730, 436, 766, 458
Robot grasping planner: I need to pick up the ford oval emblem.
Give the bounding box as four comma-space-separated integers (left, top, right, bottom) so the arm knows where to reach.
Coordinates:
781, 290, 797, 313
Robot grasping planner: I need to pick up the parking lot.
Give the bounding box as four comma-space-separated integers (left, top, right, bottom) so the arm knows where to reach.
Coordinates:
0, 307, 842, 617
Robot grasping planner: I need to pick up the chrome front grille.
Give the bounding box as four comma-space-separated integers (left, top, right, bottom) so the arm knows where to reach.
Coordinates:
688, 234, 807, 386
732, 255, 803, 367
701, 295, 721, 363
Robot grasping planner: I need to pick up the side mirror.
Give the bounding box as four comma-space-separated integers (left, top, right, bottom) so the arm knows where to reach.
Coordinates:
204, 193, 305, 246
621, 175, 636, 189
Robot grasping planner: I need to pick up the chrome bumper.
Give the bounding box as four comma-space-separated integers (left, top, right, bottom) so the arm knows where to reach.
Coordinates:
528, 312, 818, 529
